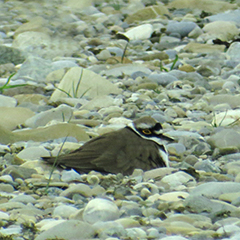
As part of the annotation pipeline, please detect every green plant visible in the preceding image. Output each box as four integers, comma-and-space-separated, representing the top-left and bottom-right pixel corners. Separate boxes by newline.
121, 40, 129, 63
45, 135, 68, 193
61, 111, 73, 123
211, 111, 227, 127
55, 69, 91, 98
0, 73, 27, 94
211, 110, 240, 127
160, 55, 179, 72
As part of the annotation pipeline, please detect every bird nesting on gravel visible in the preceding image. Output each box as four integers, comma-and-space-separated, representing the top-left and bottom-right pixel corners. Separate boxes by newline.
42, 116, 173, 175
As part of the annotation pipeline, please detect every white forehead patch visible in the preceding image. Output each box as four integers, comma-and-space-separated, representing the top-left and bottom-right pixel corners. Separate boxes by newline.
153, 129, 163, 135
135, 122, 154, 129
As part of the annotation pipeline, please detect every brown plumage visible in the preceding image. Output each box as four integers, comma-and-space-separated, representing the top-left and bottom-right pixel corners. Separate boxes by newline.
42, 116, 173, 175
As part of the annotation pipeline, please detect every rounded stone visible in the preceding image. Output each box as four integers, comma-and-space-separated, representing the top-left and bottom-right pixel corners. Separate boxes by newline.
83, 198, 120, 224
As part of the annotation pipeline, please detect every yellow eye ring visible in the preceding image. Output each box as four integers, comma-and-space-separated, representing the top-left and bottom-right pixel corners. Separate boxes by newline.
142, 129, 152, 135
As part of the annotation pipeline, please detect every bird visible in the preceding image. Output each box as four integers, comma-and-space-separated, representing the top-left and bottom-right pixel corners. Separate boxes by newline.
42, 116, 173, 175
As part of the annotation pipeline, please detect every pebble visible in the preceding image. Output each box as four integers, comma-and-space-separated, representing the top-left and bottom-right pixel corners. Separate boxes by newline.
83, 198, 120, 224
0, 0, 240, 239
0, 95, 17, 107
24, 104, 73, 128
52, 204, 78, 219
35, 220, 95, 240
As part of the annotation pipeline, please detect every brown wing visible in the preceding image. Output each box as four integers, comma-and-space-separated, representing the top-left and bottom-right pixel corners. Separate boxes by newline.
120, 132, 166, 174
43, 128, 128, 173
43, 128, 166, 175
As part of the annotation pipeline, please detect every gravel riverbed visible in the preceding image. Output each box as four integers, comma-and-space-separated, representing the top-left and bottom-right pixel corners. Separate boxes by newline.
1, 0, 240, 239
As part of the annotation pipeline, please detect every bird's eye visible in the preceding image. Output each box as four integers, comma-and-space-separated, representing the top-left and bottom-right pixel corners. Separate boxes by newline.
142, 129, 152, 135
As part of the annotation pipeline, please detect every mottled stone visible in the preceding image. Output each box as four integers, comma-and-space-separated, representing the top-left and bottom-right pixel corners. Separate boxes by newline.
0, 45, 25, 65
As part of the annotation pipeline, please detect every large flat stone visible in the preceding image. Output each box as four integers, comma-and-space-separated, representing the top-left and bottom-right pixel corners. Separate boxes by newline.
50, 67, 122, 101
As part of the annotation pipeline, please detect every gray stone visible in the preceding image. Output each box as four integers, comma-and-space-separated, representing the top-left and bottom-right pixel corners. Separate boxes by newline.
102, 65, 151, 78
160, 171, 196, 189
194, 160, 221, 173
206, 9, 240, 26
0, 95, 17, 107
0, 107, 34, 130
166, 130, 204, 140
227, 42, 240, 60
148, 73, 178, 86
94, 221, 126, 239
202, 21, 239, 41
9, 194, 36, 204
160, 236, 189, 240
0, 183, 14, 193
12, 56, 53, 82
126, 227, 147, 239
0, 225, 22, 236
2, 166, 37, 180
12, 123, 89, 144
65, 0, 93, 10
190, 182, 240, 198
52, 205, 78, 219
0, 45, 25, 65
166, 21, 197, 38
0, 211, 9, 220
184, 195, 237, 214
80, 96, 118, 110
205, 94, 240, 108
12, 31, 79, 59
17, 146, 50, 160
125, 5, 169, 24
207, 129, 240, 149
24, 104, 73, 128
168, 0, 236, 14
61, 169, 83, 182
35, 220, 95, 240
83, 198, 120, 224
60, 183, 92, 198
13, 56, 78, 83
50, 67, 121, 101
217, 224, 240, 236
